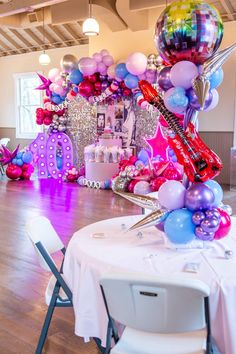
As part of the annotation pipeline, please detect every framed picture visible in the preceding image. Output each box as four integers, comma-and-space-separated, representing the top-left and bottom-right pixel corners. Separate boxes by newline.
97, 113, 105, 133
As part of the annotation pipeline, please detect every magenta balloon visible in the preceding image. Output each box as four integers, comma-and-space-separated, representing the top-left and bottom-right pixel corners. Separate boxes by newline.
78, 81, 94, 97
78, 57, 97, 76
102, 55, 114, 67
205, 89, 219, 111
93, 52, 102, 63
170, 61, 199, 89
126, 52, 147, 76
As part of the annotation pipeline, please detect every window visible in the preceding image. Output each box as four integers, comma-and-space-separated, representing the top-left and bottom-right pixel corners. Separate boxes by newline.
14, 72, 43, 139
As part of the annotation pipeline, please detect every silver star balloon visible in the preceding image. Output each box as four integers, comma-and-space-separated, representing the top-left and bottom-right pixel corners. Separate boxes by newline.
129, 209, 169, 231
115, 191, 160, 210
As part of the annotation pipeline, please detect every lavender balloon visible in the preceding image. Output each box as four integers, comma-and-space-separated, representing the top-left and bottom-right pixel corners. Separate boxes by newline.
187, 88, 213, 111
195, 227, 215, 241
185, 184, 215, 211
201, 217, 220, 233
192, 211, 205, 225
158, 67, 173, 91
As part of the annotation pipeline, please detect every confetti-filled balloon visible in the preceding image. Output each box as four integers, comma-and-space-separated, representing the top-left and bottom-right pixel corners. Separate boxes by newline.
154, 0, 223, 65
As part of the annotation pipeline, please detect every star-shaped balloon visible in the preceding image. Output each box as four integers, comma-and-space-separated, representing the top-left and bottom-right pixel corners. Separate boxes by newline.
35, 73, 52, 98
0, 145, 20, 165
145, 123, 169, 159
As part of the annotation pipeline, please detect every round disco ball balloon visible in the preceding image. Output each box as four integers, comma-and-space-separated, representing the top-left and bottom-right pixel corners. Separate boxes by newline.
154, 0, 223, 65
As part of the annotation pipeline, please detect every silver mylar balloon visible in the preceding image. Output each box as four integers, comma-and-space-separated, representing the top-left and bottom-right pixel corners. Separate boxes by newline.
60, 54, 78, 73
220, 204, 233, 216
112, 176, 130, 192
146, 63, 157, 72
154, 55, 164, 67
147, 54, 156, 64
58, 125, 66, 131
59, 116, 65, 123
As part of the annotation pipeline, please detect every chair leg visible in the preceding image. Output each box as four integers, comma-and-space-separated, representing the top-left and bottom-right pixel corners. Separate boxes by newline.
35, 293, 58, 354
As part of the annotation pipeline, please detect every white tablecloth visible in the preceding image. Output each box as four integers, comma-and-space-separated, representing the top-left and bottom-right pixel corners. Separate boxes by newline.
63, 215, 236, 354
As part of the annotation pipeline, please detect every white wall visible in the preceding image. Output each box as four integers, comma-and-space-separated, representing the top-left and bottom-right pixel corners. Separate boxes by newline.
0, 44, 89, 128
198, 21, 236, 132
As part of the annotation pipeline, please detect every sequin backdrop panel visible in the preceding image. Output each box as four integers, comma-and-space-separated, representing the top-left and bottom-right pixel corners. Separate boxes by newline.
67, 96, 97, 167
134, 105, 160, 151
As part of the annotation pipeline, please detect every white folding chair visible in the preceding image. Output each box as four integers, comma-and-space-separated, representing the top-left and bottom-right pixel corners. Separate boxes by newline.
100, 272, 213, 354
26, 216, 73, 354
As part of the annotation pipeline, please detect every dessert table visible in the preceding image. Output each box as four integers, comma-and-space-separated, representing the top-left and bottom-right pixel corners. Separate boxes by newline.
63, 215, 236, 354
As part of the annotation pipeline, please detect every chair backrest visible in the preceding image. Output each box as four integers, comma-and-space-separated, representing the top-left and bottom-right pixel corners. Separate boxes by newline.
26, 216, 64, 271
0, 138, 10, 147
100, 272, 210, 334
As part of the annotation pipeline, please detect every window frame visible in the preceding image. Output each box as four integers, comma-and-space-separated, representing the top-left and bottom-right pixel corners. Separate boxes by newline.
14, 71, 43, 139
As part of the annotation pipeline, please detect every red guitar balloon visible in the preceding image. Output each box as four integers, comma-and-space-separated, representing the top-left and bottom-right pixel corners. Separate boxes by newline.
139, 80, 222, 182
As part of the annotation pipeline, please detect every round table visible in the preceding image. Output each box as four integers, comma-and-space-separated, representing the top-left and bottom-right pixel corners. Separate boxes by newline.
63, 215, 236, 354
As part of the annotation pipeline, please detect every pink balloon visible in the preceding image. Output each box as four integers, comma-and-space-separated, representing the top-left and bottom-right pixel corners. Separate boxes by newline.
53, 84, 63, 94
100, 49, 109, 56
214, 208, 231, 239
54, 75, 64, 85
133, 181, 151, 195
66, 92, 74, 101
48, 68, 60, 82
97, 62, 107, 74
79, 57, 97, 76
205, 89, 219, 111
49, 83, 55, 91
93, 52, 102, 63
107, 64, 116, 79
102, 55, 114, 67
138, 73, 147, 80
170, 61, 199, 89
126, 52, 147, 76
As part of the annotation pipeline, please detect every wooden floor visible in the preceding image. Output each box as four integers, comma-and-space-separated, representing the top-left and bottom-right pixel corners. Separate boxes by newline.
0, 177, 140, 354
0, 177, 235, 354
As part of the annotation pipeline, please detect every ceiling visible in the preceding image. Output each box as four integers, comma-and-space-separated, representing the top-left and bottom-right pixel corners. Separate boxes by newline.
0, 0, 235, 57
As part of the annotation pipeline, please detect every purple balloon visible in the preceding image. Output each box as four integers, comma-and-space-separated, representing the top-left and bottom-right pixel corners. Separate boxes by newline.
158, 67, 173, 91
187, 88, 212, 111
102, 55, 114, 67
97, 62, 107, 74
205, 208, 220, 220
201, 217, 220, 233
93, 52, 102, 63
79, 57, 97, 76
195, 226, 215, 241
185, 184, 215, 211
101, 81, 109, 90
205, 89, 219, 112
192, 211, 205, 225
155, 221, 165, 232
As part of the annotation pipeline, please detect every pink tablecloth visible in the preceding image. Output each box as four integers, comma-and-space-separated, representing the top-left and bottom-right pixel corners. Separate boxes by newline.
63, 215, 236, 354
